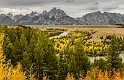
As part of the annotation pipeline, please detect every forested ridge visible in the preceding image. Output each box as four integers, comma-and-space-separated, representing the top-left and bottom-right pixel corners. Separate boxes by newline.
0, 25, 124, 80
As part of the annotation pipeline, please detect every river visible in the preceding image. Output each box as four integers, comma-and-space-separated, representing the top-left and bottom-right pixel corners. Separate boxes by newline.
49, 31, 69, 39
89, 53, 124, 63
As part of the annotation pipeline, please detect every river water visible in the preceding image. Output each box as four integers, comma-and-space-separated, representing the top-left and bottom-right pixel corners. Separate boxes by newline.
49, 31, 69, 39
89, 53, 124, 63
59, 31, 69, 36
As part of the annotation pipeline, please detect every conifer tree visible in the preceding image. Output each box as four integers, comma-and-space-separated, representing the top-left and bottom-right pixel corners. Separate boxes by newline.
106, 34, 122, 77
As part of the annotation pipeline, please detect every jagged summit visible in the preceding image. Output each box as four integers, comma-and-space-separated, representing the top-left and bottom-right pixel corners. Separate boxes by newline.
7, 12, 13, 17
47, 7, 67, 19
29, 11, 38, 17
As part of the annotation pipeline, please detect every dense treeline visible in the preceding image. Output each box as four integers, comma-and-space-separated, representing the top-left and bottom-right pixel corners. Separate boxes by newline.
115, 24, 124, 28
2, 26, 90, 79
0, 33, 26, 79
0, 25, 124, 80
3, 26, 58, 79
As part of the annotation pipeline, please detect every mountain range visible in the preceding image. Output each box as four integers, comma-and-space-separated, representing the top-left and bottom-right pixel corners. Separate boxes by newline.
0, 7, 124, 25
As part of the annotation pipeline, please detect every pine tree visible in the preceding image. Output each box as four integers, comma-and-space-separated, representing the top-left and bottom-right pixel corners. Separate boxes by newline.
106, 34, 122, 77
74, 38, 91, 78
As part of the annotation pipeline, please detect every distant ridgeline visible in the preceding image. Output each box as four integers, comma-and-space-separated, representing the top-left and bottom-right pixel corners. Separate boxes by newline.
0, 7, 124, 25
115, 24, 124, 28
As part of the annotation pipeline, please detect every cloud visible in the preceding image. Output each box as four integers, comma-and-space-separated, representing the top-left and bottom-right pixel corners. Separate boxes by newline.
0, 9, 3, 13
66, 1, 74, 3
92, 2, 99, 5
103, 7, 119, 11
0, 0, 124, 17
0, 0, 66, 7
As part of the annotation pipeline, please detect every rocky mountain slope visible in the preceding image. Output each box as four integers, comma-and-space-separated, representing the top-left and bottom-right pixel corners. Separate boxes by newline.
76, 11, 124, 25
0, 7, 124, 25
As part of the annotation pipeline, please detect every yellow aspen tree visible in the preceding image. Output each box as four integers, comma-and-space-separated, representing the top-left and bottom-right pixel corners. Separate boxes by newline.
12, 63, 26, 80
29, 75, 36, 80
66, 74, 75, 80
0, 34, 13, 80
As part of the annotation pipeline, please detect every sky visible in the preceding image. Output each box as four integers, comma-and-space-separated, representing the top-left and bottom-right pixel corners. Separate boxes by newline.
0, 0, 124, 17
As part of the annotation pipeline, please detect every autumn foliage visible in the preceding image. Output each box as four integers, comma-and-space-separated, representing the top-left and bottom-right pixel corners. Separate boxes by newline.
66, 71, 124, 80
0, 25, 124, 80
0, 33, 26, 80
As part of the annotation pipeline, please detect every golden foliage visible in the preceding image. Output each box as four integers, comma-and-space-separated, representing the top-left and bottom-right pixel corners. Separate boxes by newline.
29, 75, 36, 80
66, 74, 75, 80
43, 76, 49, 80
66, 71, 124, 80
12, 63, 26, 80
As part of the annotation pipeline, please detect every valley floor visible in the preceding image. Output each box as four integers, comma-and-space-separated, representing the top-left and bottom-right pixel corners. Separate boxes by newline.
30, 25, 124, 42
